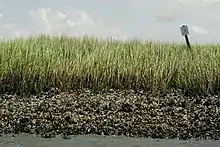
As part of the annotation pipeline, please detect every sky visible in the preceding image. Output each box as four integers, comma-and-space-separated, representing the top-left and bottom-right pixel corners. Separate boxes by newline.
0, 0, 220, 44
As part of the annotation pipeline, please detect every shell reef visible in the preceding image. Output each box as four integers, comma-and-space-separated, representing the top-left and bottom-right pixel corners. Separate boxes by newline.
0, 88, 220, 140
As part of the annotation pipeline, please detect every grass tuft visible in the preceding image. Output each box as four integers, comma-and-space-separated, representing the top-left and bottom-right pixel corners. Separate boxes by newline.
0, 34, 220, 95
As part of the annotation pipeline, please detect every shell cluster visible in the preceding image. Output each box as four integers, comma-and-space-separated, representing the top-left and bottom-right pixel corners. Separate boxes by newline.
0, 89, 220, 140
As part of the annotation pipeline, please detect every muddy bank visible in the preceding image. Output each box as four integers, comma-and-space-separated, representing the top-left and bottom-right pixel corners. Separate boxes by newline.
1, 134, 220, 147
0, 89, 220, 140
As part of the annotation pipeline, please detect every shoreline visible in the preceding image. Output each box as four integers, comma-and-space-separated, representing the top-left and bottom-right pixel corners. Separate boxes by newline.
0, 89, 220, 140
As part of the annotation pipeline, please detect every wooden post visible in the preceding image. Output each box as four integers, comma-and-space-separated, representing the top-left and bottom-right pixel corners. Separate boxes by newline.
184, 34, 191, 49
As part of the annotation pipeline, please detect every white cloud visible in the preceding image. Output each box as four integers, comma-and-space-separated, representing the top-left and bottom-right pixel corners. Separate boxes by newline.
29, 8, 52, 34
65, 19, 75, 28
57, 11, 67, 19
191, 25, 208, 35
27, 7, 122, 39
0, 7, 124, 40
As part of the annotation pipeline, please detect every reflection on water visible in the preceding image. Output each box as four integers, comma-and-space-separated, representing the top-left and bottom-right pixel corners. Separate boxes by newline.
0, 134, 220, 147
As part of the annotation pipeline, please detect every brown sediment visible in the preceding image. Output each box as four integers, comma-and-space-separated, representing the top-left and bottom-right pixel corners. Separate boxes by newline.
0, 88, 220, 140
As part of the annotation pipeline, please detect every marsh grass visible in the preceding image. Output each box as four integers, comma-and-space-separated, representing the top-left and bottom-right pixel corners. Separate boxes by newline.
0, 34, 220, 95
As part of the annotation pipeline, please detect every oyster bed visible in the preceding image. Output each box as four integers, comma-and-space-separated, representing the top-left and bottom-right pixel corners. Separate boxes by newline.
0, 89, 220, 140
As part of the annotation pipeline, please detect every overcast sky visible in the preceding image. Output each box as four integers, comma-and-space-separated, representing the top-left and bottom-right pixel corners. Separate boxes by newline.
0, 0, 220, 44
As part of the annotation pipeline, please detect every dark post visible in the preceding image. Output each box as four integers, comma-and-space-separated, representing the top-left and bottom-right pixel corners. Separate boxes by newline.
184, 35, 191, 49
180, 24, 191, 49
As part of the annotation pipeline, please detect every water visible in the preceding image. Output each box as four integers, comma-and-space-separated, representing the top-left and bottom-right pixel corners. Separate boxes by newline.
0, 134, 220, 147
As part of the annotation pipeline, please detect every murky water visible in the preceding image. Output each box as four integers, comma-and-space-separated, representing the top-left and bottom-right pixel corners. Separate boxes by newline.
0, 134, 220, 147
